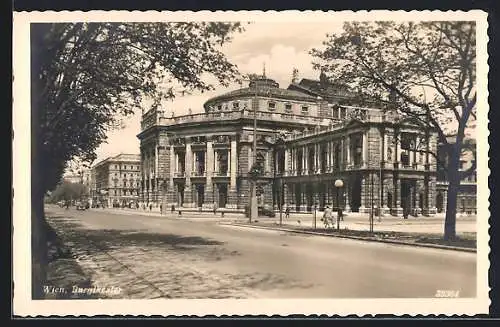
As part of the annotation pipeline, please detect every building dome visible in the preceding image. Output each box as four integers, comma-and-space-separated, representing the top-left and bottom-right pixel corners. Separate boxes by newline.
203, 76, 318, 111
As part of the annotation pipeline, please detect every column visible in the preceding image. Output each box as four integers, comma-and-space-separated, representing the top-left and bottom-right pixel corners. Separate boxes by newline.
204, 140, 214, 208
284, 149, 289, 176
184, 141, 192, 207
383, 133, 388, 168
228, 138, 238, 208
168, 145, 175, 204
443, 189, 448, 214
396, 132, 401, 167
344, 181, 351, 212
314, 144, 319, 173
154, 143, 159, 204
248, 147, 252, 170
428, 176, 436, 215
415, 182, 420, 216
303, 146, 308, 175
395, 178, 402, 215
346, 135, 351, 167
362, 132, 367, 167
300, 183, 307, 212
359, 175, 368, 213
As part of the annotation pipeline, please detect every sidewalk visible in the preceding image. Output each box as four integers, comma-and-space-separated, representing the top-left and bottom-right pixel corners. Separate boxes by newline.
90, 207, 476, 235
257, 216, 476, 235
224, 222, 476, 253
89, 207, 245, 220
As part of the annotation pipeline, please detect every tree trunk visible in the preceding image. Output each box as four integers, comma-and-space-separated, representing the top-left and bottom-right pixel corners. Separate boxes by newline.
31, 24, 47, 299
444, 154, 461, 241
31, 187, 47, 299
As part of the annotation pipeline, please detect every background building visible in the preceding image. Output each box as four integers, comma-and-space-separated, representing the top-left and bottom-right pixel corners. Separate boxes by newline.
91, 153, 141, 208
436, 138, 477, 215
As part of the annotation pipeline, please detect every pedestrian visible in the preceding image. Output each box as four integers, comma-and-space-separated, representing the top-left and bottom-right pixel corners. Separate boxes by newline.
136, 202, 139, 210
171, 204, 175, 213
213, 201, 218, 215
337, 207, 344, 222
285, 204, 290, 219
323, 206, 333, 228
403, 203, 409, 219
160, 203, 163, 215
149, 203, 153, 211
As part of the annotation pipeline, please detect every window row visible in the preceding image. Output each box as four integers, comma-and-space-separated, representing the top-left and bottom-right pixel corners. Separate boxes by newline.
114, 165, 140, 170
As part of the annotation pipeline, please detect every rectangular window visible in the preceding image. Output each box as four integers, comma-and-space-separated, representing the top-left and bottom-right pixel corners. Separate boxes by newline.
268, 102, 276, 110
301, 106, 309, 113
285, 103, 292, 112
233, 102, 239, 109
217, 105, 222, 111
332, 107, 339, 118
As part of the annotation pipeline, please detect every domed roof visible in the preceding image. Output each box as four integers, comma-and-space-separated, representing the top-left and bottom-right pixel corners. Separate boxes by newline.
203, 76, 318, 110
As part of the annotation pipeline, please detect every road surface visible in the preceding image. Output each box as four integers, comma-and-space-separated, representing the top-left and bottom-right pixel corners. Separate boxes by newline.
45, 206, 476, 299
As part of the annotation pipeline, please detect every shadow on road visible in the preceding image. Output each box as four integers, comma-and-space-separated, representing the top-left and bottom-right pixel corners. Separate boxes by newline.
47, 214, 224, 253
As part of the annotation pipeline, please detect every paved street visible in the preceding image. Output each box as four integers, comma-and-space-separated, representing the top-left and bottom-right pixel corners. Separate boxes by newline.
45, 205, 476, 299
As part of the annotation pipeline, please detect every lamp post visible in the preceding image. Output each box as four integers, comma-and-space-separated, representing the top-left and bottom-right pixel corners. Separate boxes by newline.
334, 179, 344, 231
249, 81, 259, 223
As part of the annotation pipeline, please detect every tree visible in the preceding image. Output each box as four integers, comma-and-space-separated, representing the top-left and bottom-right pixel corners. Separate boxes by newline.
30, 22, 244, 298
312, 22, 476, 240
48, 181, 89, 203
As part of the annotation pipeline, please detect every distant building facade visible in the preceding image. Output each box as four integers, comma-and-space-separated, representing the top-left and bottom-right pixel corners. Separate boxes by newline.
137, 74, 442, 216
91, 153, 141, 207
436, 139, 477, 215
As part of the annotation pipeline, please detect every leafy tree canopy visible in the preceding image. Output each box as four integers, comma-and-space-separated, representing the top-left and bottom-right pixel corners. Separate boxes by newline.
32, 22, 244, 192
311, 21, 476, 154
47, 181, 88, 203
311, 21, 477, 240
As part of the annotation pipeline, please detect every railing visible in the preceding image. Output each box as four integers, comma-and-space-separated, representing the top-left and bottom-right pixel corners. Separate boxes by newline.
285, 107, 386, 141
174, 172, 185, 177
191, 171, 206, 177
142, 109, 334, 131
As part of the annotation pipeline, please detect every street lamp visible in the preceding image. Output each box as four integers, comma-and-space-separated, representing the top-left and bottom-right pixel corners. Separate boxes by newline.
334, 179, 344, 231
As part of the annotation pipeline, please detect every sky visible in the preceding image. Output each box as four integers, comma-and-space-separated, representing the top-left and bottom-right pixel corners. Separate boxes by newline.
93, 22, 344, 164
90, 20, 476, 167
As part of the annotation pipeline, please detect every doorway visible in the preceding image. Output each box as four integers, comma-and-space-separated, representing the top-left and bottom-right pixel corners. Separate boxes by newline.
217, 184, 227, 208
196, 184, 205, 208
350, 176, 362, 212
401, 179, 416, 216
177, 184, 184, 207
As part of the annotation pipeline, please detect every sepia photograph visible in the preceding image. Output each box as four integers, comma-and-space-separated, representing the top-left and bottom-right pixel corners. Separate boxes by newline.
12, 10, 490, 316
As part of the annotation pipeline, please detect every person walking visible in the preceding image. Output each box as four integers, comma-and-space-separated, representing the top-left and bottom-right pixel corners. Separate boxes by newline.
323, 206, 333, 228
337, 207, 344, 222
285, 204, 290, 219
213, 201, 218, 215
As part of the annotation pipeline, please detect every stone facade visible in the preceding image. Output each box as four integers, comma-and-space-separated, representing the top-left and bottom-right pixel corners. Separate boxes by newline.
91, 153, 141, 207
137, 75, 441, 216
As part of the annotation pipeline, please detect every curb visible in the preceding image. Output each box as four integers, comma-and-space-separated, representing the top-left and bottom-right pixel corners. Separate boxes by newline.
227, 223, 476, 253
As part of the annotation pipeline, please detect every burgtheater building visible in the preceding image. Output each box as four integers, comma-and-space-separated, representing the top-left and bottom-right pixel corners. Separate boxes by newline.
138, 74, 439, 216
